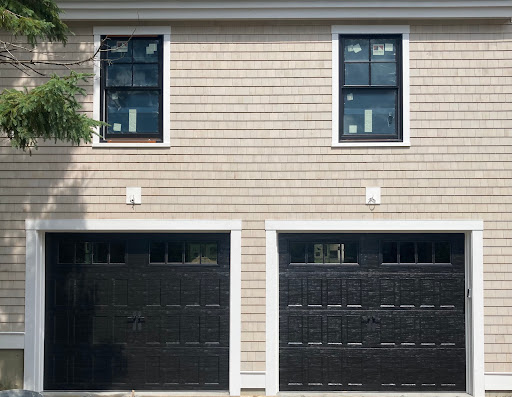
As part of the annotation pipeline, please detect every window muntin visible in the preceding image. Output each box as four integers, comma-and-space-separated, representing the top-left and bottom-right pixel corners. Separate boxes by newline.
100, 36, 163, 142
339, 35, 402, 141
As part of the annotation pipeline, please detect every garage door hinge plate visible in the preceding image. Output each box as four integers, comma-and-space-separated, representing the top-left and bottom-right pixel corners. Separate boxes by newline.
467, 288, 471, 298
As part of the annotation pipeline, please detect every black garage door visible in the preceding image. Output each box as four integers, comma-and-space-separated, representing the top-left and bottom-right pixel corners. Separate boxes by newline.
279, 233, 466, 392
45, 233, 230, 390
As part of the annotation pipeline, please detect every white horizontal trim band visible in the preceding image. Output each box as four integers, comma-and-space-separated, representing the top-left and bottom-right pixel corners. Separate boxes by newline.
26, 219, 243, 232
58, 1, 512, 20
240, 371, 266, 389
485, 373, 512, 390
0, 332, 25, 349
265, 220, 484, 232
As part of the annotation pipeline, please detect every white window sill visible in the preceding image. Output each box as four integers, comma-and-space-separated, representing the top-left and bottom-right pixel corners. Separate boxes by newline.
332, 141, 411, 148
92, 142, 171, 148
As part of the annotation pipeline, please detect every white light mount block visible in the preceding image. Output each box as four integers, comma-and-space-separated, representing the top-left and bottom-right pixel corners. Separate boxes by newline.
126, 187, 142, 205
366, 187, 381, 205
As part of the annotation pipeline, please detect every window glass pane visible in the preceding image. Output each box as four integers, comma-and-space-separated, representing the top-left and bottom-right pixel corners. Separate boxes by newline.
110, 243, 125, 263
150, 242, 165, 263
59, 242, 74, 263
76, 242, 92, 264
168, 242, 183, 263
370, 38, 397, 61
307, 243, 324, 264
133, 64, 159, 87
400, 242, 415, 263
106, 64, 132, 87
382, 242, 397, 263
371, 63, 397, 85
342, 242, 358, 264
435, 242, 451, 263
202, 243, 218, 264
93, 242, 109, 263
344, 38, 369, 62
417, 242, 433, 263
342, 89, 397, 136
105, 38, 132, 63
345, 63, 369, 85
133, 39, 160, 63
325, 243, 341, 263
185, 243, 201, 264
106, 90, 160, 134
290, 242, 306, 263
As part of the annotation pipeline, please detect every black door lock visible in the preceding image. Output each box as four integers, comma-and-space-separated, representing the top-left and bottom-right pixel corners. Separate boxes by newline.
362, 315, 380, 331
127, 312, 145, 331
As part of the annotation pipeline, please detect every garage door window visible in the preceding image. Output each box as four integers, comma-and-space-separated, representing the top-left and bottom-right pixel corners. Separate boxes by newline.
382, 240, 451, 265
290, 241, 358, 265
150, 241, 218, 265
58, 241, 126, 264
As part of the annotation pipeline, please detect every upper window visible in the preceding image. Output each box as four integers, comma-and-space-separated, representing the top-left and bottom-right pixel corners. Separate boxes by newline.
101, 36, 163, 142
331, 26, 410, 147
93, 27, 171, 147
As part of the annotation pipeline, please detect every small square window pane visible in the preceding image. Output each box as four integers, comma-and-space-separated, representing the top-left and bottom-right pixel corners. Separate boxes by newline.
371, 63, 397, 86
133, 39, 160, 63
382, 242, 397, 263
105, 39, 132, 63
400, 242, 415, 263
345, 63, 369, 85
106, 90, 160, 135
290, 242, 306, 263
186, 243, 201, 264
106, 64, 132, 87
133, 64, 159, 87
202, 243, 218, 264
110, 243, 125, 263
342, 89, 397, 136
150, 242, 166, 263
344, 39, 369, 62
370, 39, 397, 61
325, 244, 341, 263
307, 243, 324, 264
59, 242, 74, 263
168, 242, 183, 263
417, 242, 433, 263
435, 242, 451, 263
93, 242, 109, 264
342, 242, 358, 264
76, 242, 92, 264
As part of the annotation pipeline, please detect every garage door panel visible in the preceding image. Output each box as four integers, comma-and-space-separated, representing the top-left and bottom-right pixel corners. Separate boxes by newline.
279, 233, 466, 392
45, 233, 230, 391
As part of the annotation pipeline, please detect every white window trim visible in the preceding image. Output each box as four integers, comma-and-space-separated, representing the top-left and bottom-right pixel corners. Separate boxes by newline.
92, 26, 171, 148
24, 219, 242, 396
331, 25, 410, 148
265, 220, 484, 397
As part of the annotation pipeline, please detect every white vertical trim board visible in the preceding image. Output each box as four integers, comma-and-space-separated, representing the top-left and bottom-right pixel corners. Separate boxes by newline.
24, 219, 242, 395
92, 26, 171, 148
264, 220, 484, 397
331, 25, 411, 148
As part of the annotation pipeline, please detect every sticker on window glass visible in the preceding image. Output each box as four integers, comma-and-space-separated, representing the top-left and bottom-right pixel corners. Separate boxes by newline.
364, 109, 373, 133
112, 93, 118, 100
129, 109, 137, 132
349, 125, 358, 134
112, 41, 128, 53
352, 43, 362, 53
385, 43, 394, 52
372, 44, 385, 56
347, 93, 354, 101
113, 123, 122, 132
146, 43, 157, 55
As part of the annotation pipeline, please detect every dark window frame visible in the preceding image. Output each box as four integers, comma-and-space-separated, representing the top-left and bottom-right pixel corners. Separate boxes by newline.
339, 34, 403, 142
100, 35, 164, 143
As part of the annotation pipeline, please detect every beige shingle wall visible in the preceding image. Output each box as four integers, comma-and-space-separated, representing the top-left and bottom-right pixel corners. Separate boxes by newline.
0, 20, 511, 372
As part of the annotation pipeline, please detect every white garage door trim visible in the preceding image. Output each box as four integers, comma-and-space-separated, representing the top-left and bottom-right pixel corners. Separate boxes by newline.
265, 220, 484, 397
24, 219, 242, 396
